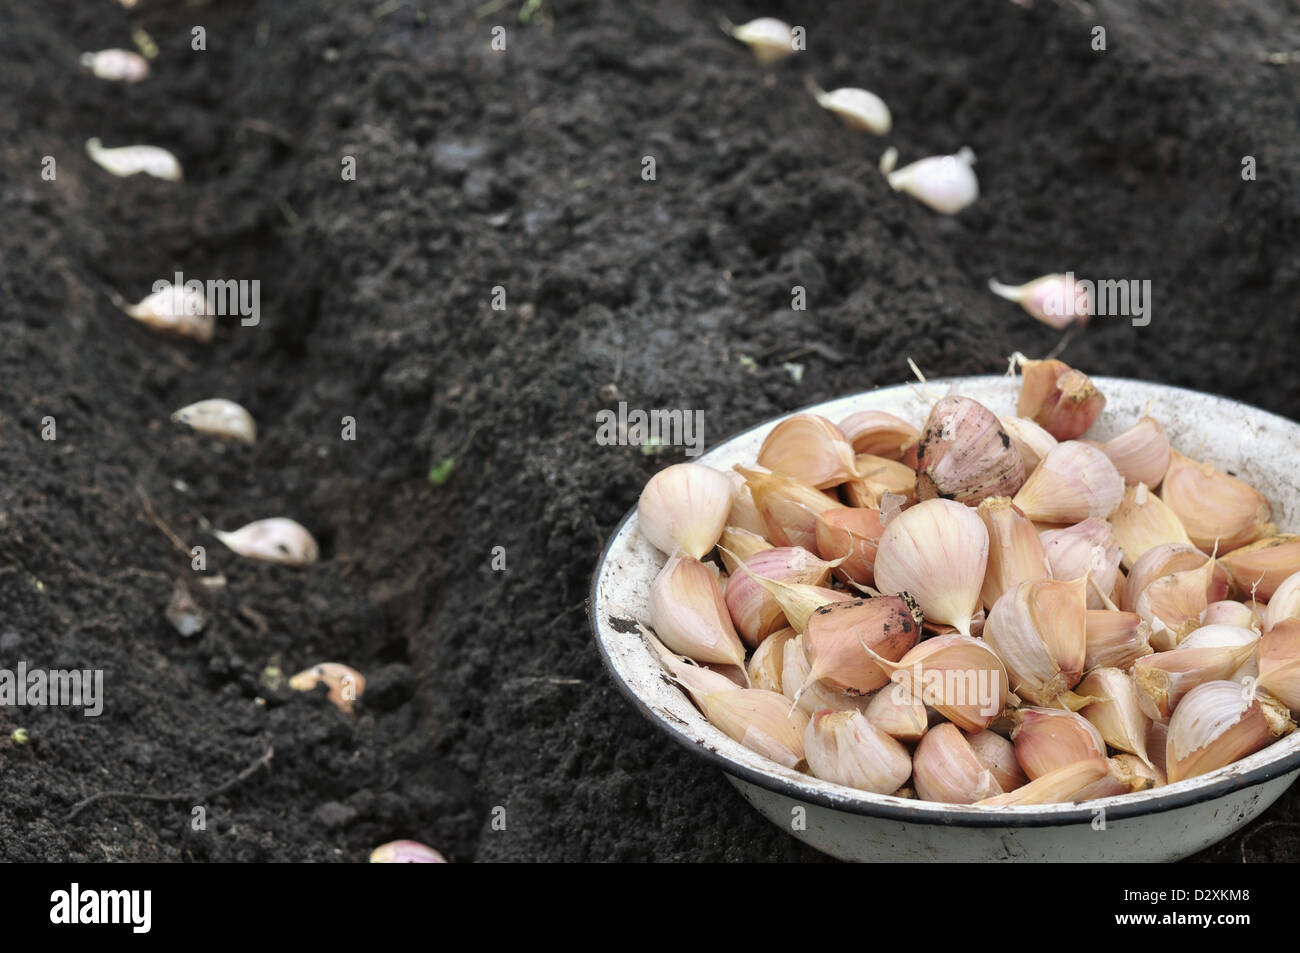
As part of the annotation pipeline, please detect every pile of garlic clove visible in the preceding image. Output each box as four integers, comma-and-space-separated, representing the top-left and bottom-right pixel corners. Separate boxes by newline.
636, 359, 1300, 805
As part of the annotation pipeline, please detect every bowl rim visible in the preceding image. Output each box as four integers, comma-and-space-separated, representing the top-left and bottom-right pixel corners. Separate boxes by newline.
589, 374, 1300, 828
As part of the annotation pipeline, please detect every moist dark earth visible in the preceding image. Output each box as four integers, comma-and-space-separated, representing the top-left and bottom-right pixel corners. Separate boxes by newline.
0, 0, 1297, 862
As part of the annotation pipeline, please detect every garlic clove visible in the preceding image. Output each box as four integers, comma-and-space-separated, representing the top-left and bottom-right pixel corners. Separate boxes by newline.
86, 137, 182, 181
1012, 441, 1125, 523
988, 274, 1090, 331
80, 49, 150, 83
720, 547, 851, 633
1160, 450, 1273, 555
1258, 619, 1300, 711
738, 466, 844, 552
1133, 624, 1260, 721
999, 416, 1058, 476
1076, 757, 1154, 799
1084, 609, 1154, 672
1202, 600, 1260, 630
808, 81, 892, 134
804, 709, 912, 793
699, 689, 810, 768
727, 17, 798, 66
746, 627, 796, 693
1146, 720, 1169, 777
800, 596, 923, 695
214, 517, 319, 566
1114, 753, 1166, 788
289, 662, 365, 713
874, 498, 989, 636
872, 633, 1008, 732
813, 506, 883, 587
717, 526, 773, 574
649, 555, 746, 666
984, 577, 1088, 708
1124, 542, 1217, 613
637, 463, 734, 560
369, 840, 447, 863
885, 147, 979, 215
1040, 518, 1122, 610
757, 414, 859, 490
915, 396, 1026, 506
121, 283, 214, 342
1108, 482, 1191, 570
965, 729, 1028, 792
1165, 680, 1294, 783
724, 470, 771, 537
841, 454, 917, 508
1010, 707, 1107, 780
782, 635, 870, 716
643, 626, 746, 704
1015, 358, 1106, 442
977, 496, 1049, 612
1134, 553, 1218, 647
171, 398, 257, 444
1078, 668, 1153, 765
1263, 570, 1300, 632
723, 546, 832, 647
1102, 415, 1172, 488
864, 683, 929, 742
975, 758, 1110, 806
836, 410, 920, 463
1219, 535, 1300, 602
913, 723, 1003, 804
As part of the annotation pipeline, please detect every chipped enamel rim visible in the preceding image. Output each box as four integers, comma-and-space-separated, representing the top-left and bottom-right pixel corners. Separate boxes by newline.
590, 376, 1300, 828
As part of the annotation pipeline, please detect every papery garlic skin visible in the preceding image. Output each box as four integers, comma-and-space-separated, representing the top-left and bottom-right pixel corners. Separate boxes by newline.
122, 283, 214, 342
370, 840, 447, 863
1000, 416, 1058, 476
1166, 680, 1294, 783
171, 399, 257, 444
86, 137, 182, 181
804, 710, 911, 793
874, 498, 989, 636
988, 275, 1090, 330
724, 546, 830, 647
724, 471, 771, 537
644, 627, 745, 705
215, 517, 319, 566
810, 84, 892, 134
81, 49, 150, 82
637, 463, 733, 560
739, 466, 843, 552
842, 453, 917, 507
1102, 416, 1171, 488
728, 17, 798, 66
1108, 482, 1190, 570
885, 147, 979, 215
649, 555, 746, 666
913, 723, 1002, 804
1160, 450, 1272, 554
700, 689, 810, 768
1219, 535, 1300, 602
717, 526, 772, 573
915, 396, 1026, 505
289, 662, 365, 713
1012, 441, 1124, 524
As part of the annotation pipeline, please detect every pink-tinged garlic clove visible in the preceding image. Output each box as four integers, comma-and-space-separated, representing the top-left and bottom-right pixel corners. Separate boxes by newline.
1083, 609, 1154, 672
842, 454, 917, 508
649, 555, 747, 666
1102, 415, 1172, 488
1010, 707, 1107, 780
983, 577, 1088, 708
978, 497, 1049, 612
724, 470, 771, 537
121, 282, 213, 341
370, 840, 447, 863
171, 399, 257, 444
1039, 517, 1123, 609
1108, 482, 1191, 570
214, 517, 318, 566
637, 463, 734, 559
864, 684, 929, 743
1012, 441, 1125, 524
871, 634, 1009, 732
289, 663, 365, 713
80, 49, 150, 83
1015, 359, 1106, 441
884, 147, 979, 215
804, 709, 911, 793
965, 729, 1028, 792
1132, 624, 1260, 721
1258, 619, 1300, 711
808, 82, 892, 135
723, 546, 832, 647
988, 274, 1091, 330
813, 506, 884, 587
1000, 416, 1058, 476
698, 689, 810, 768
836, 410, 920, 463
800, 596, 923, 696
1159, 450, 1273, 555
914, 396, 1026, 505
1264, 571, 1300, 632
726, 17, 798, 66
757, 414, 859, 490
716, 526, 773, 574
1165, 680, 1293, 783
780, 635, 870, 717
746, 627, 796, 693
738, 466, 844, 552
913, 723, 1003, 803
1078, 668, 1154, 766
1219, 535, 1300, 602
975, 759, 1110, 806
1201, 600, 1259, 630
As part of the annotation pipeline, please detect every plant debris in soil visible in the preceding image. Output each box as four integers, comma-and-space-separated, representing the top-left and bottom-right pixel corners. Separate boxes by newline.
0, 0, 1297, 861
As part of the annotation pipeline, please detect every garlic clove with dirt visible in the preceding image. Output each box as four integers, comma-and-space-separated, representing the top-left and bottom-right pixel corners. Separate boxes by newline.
804, 709, 912, 793
1133, 624, 1260, 721
86, 137, 182, 181
1165, 680, 1294, 783
1039, 517, 1122, 609
80, 49, 150, 82
913, 723, 1003, 804
649, 555, 746, 666
1012, 441, 1125, 523
1015, 358, 1106, 441
808, 81, 892, 134
874, 498, 989, 636
988, 274, 1091, 331
1219, 535, 1300, 602
884, 147, 979, 215
983, 577, 1088, 708
836, 410, 920, 463
171, 399, 257, 444
799, 595, 923, 696
1102, 415, 1172, 488
1078, 667, 1153, 765
999, 416, 1058, 476
1159, 450, 1273, 555
757, 414, 859, 490
914, 396, 1026, 505
637, 463, 734, 560
977, 496, 1048, 612
1010, 706, 1108, 780
289, 662, 365, 713
1108, 482, 1191, 570
737, 466, 844, 552
966, 729, 1028, 792
214, 517, 319, 566
120, 283, 214, 342
726, 17, 798, 66
699, 689, 810, 768
369, 840, 447, 863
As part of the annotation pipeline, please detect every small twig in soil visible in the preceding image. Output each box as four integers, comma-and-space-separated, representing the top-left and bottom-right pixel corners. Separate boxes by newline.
65, 744, 274, 822
136, 486, 192, 558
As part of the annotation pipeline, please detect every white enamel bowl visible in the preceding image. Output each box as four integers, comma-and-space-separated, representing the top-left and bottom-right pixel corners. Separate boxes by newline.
590, 376, 1300, 862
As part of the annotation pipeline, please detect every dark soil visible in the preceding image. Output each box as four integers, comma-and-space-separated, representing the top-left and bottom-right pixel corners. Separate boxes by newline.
0, 0, 1297, 861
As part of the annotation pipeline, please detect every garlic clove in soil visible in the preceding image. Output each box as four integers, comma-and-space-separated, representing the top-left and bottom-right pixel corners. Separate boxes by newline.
214, 517, 319, 566
171, 398, 257, 444
1165, 680, 1294, 783
1012, 441, 1124, 523
1132, 624, 1260, 721
914, 396, 1026, 505
884, 147, 979, 215
1010, 707, 1107, 780
649, 555, 746, 666
370, 840, 447, 863
975, 758, 1111, 806
966, 728, 1028, 792
120, 283, 215, 342
86, 137, 182, 181
726, 17, 799, 66
1219, 535, 1300, 602
1159, 450, 1273, 554
977, 496, 1048, 612
807, 81, 892, 134
1084, 609, 1154, 672
874, 498, 989, 636
836, 410, 920, 463
757, 414, 859, 489
1102, 415, 1172, 488
799, 595, 923, 696
637, 462, 733, 560
289, 662, 365, 713
746, 626, 796, 693
1108, 482, 1190, 570
804, 709, 911, 793
80, 49, 150, 83
913, 723, 1003, 804
1077, 667, 1154, 766
1015, 358, 1106, 441
1039, 517, 1122, 609
699, 689, 810, 768
988, 274, 1091, 330
983, 577, 1088, 708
